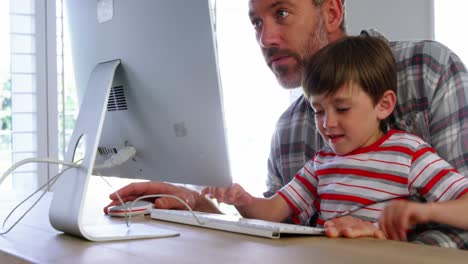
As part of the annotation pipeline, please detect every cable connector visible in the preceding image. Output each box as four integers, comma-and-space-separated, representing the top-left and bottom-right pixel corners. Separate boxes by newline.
93, 146, 137, 170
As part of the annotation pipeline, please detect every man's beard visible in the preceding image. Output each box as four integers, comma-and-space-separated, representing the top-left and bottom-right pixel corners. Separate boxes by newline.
270, 15, 329, 89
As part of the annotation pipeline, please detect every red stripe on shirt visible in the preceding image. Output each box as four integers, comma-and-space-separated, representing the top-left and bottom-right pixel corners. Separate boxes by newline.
296, 174, 318, 198
347, 156, 410, 168
420, 169, 455, 196
409, 158, 442, 189
289, 185, 311, 220
375, 145, 414, 156
456, 188, 468, 199
412, 146, 435, 163
436, 176, 466, 202
316, 168, 407, 184
388, 134, 423, 145
320, 193, 375, 205
303, 166, 318, 182
318, 182, 402, 196
295, 175, 320, 210
289, 185, 310, 208
317, 218, 325, 226
277, 192, 301, 224
316, 150, 336, 158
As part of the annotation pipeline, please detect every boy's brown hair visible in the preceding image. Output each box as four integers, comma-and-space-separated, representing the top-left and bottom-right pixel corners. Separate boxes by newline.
302, 35, 397, 106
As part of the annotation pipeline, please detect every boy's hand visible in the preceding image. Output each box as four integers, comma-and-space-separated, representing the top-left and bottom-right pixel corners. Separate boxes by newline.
201, 183, 254, 206
324, 216, 386, 239
379, 200, 431, 241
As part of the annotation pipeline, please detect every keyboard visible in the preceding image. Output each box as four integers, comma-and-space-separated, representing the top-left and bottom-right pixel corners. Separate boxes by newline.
150, 209, 325, 239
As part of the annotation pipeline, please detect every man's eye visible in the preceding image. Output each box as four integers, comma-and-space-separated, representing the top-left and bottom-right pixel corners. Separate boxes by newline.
337, 108, 350, 113
276, 9, 289, 19
251, 19, 263, 30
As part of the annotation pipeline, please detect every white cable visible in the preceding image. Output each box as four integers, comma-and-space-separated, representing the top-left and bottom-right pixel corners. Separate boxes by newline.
0, 160, 81, 235
93, 146, 136, 170
93, 146, 138, 227
0, 158, 77, 187
98, 172, 205, 228
127, 194, 205, 228
97, 173, 130, 226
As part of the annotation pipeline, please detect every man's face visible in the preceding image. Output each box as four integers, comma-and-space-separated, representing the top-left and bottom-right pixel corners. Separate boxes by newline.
248, 0, 329, 88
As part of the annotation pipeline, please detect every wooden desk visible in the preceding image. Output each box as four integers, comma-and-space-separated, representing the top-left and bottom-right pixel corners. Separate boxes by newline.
1, 191, 468, 264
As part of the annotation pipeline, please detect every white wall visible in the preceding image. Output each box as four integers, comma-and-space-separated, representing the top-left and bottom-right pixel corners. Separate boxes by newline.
345, 0, 434, 41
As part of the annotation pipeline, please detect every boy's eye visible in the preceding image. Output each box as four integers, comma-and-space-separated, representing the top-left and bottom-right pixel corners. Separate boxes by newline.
337, 108, 350, 113
313, 110, 324, 116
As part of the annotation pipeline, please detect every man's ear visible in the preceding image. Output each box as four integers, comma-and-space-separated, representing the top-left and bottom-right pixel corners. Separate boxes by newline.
376, 90, 397, 120
321, 0, 344, 34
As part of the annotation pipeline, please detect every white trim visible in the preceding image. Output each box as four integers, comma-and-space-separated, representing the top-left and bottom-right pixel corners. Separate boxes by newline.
428, 0, 435, 40
35, 0, 47, 188
35, 0, 59, 189
46, 0, 58, 188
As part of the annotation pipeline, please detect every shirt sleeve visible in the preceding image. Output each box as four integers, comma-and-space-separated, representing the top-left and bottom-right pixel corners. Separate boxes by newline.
278, 159, 320, 224
264, 130, 284, 198
422, 41, 468, 176
264, 96, 323, 199
409, 141, 468, 202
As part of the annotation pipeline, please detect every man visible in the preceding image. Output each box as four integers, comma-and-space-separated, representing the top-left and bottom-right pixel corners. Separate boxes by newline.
105, 0, 468, 248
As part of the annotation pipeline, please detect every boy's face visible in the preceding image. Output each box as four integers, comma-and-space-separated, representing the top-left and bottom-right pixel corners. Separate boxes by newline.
309, 84, 385, 155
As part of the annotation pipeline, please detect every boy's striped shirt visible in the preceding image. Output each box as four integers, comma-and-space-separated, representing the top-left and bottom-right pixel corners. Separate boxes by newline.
278, 130, 468, 226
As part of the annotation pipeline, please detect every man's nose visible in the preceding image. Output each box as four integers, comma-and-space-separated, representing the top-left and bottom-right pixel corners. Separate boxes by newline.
258, 22, 280, 48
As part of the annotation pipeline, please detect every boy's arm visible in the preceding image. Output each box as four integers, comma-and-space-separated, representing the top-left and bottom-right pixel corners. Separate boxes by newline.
235, 194, 293, 222
425, 192, 468, 229
379, 193, 468, 241
202, 183, 292, 222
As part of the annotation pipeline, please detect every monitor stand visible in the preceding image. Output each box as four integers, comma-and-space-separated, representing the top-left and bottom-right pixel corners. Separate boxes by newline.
48, 60, 179, 241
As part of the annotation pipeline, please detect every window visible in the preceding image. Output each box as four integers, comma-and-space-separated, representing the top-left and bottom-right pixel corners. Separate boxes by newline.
57, 0, 78, 163
1, 0, 58, 192
0, 1, 12, 190
215, 2, 293, 196
2, 0, 38, 191
434, 0, 468, 63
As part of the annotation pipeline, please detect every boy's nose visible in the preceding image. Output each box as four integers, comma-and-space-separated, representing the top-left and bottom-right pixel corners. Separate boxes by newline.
323, 114, 337, 129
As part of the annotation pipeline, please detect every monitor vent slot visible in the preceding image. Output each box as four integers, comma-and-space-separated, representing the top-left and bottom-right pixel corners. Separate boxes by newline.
98, 146, 118, 156
107, 85, 128, 111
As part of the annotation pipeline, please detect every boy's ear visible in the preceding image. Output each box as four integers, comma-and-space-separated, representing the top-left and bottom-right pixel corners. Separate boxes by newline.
376, 90, 396, 120
321, 0, 344, 34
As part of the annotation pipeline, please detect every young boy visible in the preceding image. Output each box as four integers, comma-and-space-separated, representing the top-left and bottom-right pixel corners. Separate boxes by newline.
202, 36, 468, 243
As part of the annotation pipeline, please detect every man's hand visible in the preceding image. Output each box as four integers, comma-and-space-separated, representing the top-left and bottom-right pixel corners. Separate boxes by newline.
201, 183, 254, 206
324, 215, 386, 239
103, 182, 220, 214
379, 200, 430, 241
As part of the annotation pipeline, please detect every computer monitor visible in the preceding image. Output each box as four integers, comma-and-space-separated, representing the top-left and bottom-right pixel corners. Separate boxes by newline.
49, 0, 232, 241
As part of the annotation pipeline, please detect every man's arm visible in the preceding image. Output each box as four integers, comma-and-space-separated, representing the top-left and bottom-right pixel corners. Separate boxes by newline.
104, 182, 221, 214
379, 136, 468, 241
427, 41, 468, 175
379, 193, 468, 241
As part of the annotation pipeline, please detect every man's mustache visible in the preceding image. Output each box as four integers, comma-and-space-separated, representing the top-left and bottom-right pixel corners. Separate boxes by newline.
265, 47, 302, 65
